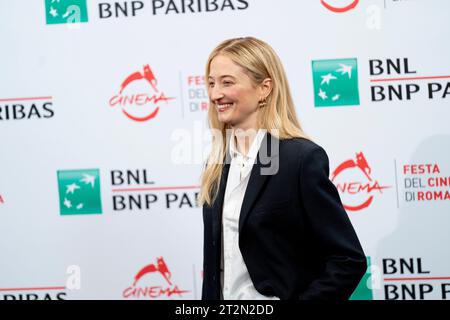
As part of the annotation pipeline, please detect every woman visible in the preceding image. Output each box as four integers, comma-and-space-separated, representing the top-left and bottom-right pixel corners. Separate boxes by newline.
198, 37, 366, 300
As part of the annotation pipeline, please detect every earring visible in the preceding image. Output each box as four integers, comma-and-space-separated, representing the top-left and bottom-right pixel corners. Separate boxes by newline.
258, 97, 267, 108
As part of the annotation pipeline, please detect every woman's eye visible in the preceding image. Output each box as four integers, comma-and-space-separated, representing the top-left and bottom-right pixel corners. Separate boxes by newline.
223, 81, 233, 86
208, 82, 215, 87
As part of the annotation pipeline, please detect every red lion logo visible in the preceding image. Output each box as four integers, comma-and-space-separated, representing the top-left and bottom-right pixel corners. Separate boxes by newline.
109, 64, 174, 122
331, 152, 390, 211
332, 152, 372, 182
120, 64, 158, 94
133, 256, 172, 286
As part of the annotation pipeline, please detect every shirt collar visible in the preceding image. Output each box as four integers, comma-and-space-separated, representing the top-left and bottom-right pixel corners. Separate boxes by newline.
229, 129, 266, 161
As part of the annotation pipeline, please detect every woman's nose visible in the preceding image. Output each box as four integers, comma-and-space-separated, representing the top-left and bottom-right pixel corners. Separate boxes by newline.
209, 86, 224, 102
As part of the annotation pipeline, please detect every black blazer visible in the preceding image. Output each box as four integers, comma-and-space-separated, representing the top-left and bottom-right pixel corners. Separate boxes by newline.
202, 133, 367, 300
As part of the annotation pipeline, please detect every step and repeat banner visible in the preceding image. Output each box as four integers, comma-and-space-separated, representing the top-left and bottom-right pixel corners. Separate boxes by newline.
1, 0, 449, 300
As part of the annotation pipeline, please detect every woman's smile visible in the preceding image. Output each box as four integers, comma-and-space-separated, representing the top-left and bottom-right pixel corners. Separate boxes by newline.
217, 102, 234, 113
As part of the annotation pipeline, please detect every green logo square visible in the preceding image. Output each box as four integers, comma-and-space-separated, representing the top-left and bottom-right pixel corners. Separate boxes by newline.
57, 169, 102, 215
350, 257, 373, 300
312, 58, 360, 107
45, 0, 88, 25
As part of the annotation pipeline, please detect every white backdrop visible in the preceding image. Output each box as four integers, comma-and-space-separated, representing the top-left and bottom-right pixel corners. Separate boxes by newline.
1, 0, 449, 300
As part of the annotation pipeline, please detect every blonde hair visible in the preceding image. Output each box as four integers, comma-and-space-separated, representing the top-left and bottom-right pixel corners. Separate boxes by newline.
198, 36, 310, 206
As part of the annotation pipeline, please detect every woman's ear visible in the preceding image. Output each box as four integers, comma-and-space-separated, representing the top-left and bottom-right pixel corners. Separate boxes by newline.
260, 78, 273, 99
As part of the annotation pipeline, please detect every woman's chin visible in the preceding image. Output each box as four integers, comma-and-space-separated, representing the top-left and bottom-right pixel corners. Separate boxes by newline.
217, 114, 233, 124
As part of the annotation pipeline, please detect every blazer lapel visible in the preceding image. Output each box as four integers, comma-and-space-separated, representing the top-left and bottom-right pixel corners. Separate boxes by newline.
238, 133, 279, 233
212, 163, 230, 239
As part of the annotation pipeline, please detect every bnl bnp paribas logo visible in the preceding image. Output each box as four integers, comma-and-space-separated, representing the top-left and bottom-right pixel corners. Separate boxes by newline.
45, 0, 88, 25
57, 169, 102, 215
312, 58, 360, 107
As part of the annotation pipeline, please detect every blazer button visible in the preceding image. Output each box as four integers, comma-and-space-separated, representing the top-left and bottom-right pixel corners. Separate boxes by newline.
212, 240, 216, 246
212, 275, 216, 281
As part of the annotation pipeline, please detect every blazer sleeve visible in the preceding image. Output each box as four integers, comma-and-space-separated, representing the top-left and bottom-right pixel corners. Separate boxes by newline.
298, 145, 367, 300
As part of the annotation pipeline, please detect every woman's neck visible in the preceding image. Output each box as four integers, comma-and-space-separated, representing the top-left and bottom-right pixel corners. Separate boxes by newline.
232, 126, 259, 157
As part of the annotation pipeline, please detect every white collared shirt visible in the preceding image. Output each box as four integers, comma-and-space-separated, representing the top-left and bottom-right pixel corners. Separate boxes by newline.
220, 129, 279, 300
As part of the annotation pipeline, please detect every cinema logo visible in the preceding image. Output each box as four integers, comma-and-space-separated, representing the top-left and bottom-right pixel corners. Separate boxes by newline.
320, 0, 359, 13
383, 257, 450, 300
0, 286, 67, 300
0, 96, 55, 121
331, 152, 391, 211
123, 257, 189, 299
402, 163, 450, 202
110, 169, 199, 212
109, 64, 174, 122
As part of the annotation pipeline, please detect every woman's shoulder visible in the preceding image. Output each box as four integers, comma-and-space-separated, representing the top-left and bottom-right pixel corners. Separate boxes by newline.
279, 137, 330, 174
279, 136, 326, 157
